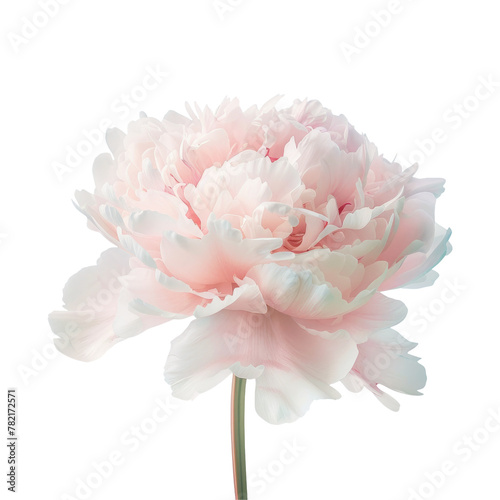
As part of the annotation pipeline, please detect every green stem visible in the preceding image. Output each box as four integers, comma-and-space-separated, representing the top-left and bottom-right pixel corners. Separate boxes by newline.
231, 375, 248, 500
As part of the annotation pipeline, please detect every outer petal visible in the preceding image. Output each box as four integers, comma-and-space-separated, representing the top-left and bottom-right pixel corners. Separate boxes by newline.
378, 192, 438, 265
404, 176, 445, 198
294, 292, 408, 343
247, 257, 389, 320
165, 309, 358, 424
380, 225, 452, 290
112, 263, 268, 337
112, 264, 213, 339
247, 263, 350, 319
48, 249, 130, 361
342, 329, 426, 411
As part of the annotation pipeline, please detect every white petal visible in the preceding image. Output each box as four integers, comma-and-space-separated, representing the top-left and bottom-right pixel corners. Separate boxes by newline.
117, 227, 156, 268
48, 249, 130, 361
381, 226, 452, 290
343, 329, 426, 410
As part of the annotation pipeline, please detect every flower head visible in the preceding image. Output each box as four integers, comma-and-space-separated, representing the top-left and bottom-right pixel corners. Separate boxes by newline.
49, 98, 451, 424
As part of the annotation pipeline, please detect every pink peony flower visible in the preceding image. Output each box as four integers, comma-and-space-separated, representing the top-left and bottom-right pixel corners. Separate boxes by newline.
49, 97, 451, 424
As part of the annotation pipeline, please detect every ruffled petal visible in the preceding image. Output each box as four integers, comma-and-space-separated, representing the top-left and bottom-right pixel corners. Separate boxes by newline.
294, 292, 408, 343
380, 225, 452, 290
165, 309, 358, 423
342, 329, 426, 411
48, 249, 130, 361
160, 214, 291, 288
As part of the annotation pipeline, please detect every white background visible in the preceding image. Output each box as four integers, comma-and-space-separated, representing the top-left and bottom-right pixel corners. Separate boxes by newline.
1, 1, 499, 499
